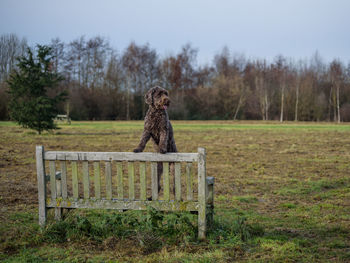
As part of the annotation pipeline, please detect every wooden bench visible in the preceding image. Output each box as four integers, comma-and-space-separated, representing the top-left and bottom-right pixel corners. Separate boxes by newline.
54, 114, 71, 124
36, 146, 214, 240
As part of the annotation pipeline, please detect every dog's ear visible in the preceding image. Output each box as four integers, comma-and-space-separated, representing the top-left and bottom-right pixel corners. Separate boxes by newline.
145, 87, 157, 105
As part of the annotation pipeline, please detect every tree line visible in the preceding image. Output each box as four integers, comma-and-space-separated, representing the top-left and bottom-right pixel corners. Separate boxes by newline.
1, 33, 350, 122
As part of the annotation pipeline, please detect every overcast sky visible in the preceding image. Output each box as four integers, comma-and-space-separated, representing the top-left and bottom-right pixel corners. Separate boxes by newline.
1, 0, 349, 65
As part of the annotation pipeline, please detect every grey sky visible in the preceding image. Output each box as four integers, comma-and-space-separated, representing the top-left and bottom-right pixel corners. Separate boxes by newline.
1, 0, 349, 65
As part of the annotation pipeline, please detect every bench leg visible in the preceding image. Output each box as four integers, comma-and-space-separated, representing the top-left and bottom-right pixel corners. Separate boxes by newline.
36, 146, 47, 227
198, 208, 206, 240
198, 148, 207, 240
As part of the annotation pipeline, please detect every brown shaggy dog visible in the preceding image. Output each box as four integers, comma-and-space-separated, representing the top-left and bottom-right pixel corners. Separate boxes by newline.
133, 86, 177, 193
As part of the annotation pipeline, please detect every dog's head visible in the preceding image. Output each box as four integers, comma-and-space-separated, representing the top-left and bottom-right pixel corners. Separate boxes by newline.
145, 86, 170, 110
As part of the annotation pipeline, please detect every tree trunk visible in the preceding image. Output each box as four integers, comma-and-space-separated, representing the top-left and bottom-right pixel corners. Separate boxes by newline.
126, 78, 130, 120
336, 83, 340, 123
233, 96, 243, 120
265, 91, 269, 121
280, 82, 285, 122
333, 87, 337, 122
328, 86, 333, 121
295, 79, 299, 121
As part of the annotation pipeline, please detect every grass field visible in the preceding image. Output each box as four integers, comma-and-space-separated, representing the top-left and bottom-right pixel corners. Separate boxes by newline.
1, 120, 350, 262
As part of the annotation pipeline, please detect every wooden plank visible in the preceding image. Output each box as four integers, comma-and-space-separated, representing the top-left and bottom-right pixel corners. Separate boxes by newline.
45, 151, 198, 162
186, 163, 193, 201
151, 162, 158, 200
197, 147, 207, 240
82, 161, 89, 199
163, 162, 170, 201
36, 146, 47, 226
71, 161, 78, 199
128, 162, 135, 200
60, 161, 68, 199
139, 162, 146, 201
49, 161, 57, 199
93, 162, 101, 199
117, 162, 123, 199
175, 163, 181, 201
55, 174, 62, 221
105, 161, 112, 200
47, 198, 199, 212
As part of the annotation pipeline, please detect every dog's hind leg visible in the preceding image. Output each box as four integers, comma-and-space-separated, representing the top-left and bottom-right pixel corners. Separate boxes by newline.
157, 162, 163, 193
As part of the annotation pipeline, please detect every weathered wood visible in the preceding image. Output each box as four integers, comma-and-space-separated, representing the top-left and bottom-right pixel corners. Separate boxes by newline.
36, 146, 47, 226
93, 162, 101, 199
128, 162, 135, 200
163, 162, 170, 201
60, 161, 68, 199
139, 162, 146, 201
151, 162, 158, 200
49, 161, 57, 199
37, 145, 213, 240
117, 162, 123, 199
198, 147, 207, 240
105, 161, 112, 200
175, 163, 181, 201
47, 198, 199, 212
71, 161, 78, 199
45, 151, 198, 162
56, 178, 62, 199
55, 173, 62, 221
186, 163, 193, 201
82, 161, 89, 199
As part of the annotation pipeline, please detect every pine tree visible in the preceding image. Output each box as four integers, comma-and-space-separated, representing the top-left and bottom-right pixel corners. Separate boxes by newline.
7, 45, 67, 134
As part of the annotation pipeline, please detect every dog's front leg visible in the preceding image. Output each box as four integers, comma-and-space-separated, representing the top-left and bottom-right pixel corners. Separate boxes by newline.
133, 130, 151, 153
159, 129, 168, 154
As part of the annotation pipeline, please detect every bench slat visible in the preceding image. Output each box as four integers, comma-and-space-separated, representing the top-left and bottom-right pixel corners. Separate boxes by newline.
175, 163, 181, 201
94, 162, 101, 199
117, 162, 123, 199
186, 163, 193, 201
128, 162, 135, 200
49, 161, 57, 199
139, 162, 146, 201
163, 162, 170, 201
55, 162, 62, 221
151, 162, 158, 200
72, 161, 78, 199
60, 161, 68, 199
47, 198, 199, 212
44, 151, 198, 162
83, 161, 89, 199
105, 161, 112, 200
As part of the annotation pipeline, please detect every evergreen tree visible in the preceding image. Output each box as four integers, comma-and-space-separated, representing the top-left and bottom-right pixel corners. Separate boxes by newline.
7, 45, 67, 134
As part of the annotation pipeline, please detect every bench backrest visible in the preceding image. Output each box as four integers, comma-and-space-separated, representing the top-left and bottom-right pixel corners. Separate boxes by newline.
36, 146, 209, 239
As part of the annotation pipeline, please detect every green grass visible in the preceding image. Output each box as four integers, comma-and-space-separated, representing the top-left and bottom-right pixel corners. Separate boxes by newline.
2, 209, 263, 262
2, 120, 350, 131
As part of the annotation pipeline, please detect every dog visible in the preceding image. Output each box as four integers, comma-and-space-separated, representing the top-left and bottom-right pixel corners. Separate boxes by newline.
133, 86, 177, 195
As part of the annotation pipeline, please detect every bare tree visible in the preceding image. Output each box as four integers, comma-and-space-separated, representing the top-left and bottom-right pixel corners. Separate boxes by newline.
274, 55, 287, 122
329, 60, 343, 123
50, 38, 65, 73
0, 33, 27, 82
